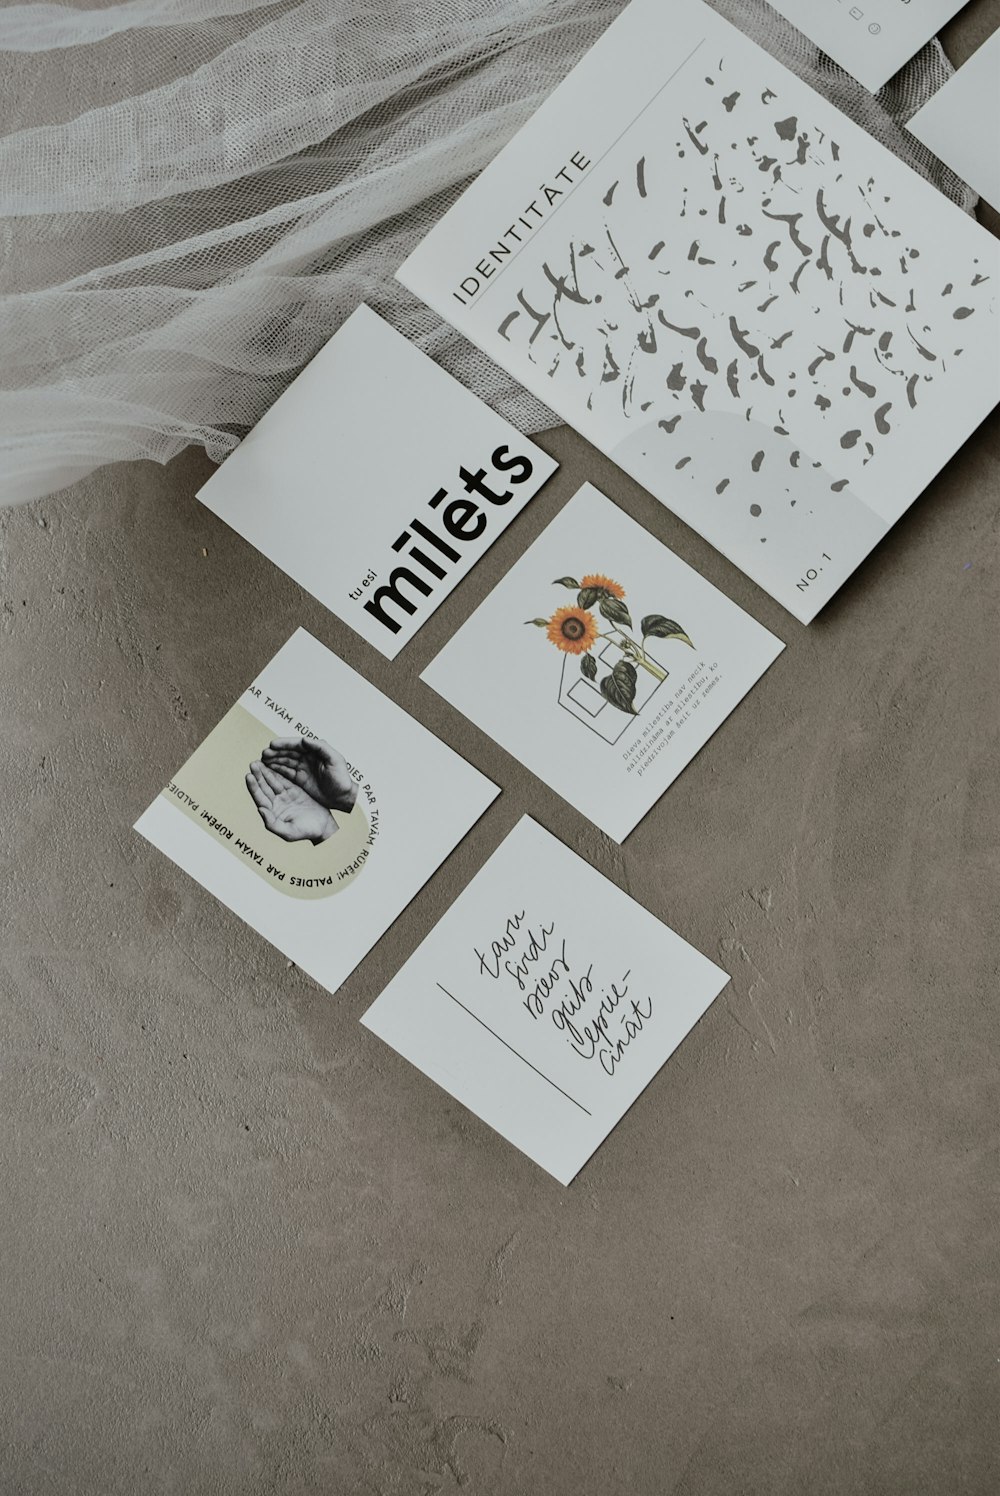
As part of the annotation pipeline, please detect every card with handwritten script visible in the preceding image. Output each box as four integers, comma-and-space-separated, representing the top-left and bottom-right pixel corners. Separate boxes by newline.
766, 0, 969, 94
362, 816, 729, 1184
397, 0, 1000, 622
908, 26, 1000, 209
134, 628, 498, 995
197, 306, 558, 659
422, 484, 783, 842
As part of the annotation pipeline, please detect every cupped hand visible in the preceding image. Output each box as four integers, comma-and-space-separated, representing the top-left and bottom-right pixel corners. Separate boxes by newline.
261, 736, 358, 814
245, 761, 335, 845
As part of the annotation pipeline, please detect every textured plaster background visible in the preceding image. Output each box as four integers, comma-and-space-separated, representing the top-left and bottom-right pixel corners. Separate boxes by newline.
2, 7, 1000, 1494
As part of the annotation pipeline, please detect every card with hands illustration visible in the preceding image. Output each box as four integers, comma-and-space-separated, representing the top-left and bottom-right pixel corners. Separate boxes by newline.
245, 759, 335, 845
246, 737, 360, 845
261, 736, 359, 815
134, 628, 498, 996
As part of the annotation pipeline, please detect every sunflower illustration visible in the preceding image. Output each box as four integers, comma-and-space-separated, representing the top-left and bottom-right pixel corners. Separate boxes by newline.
546, 606, 599, 655
580, 573, 625, 600
529, 569, 693, 720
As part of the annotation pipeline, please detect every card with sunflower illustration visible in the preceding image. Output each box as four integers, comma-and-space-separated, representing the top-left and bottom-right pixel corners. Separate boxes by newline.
422, 484, 784, 842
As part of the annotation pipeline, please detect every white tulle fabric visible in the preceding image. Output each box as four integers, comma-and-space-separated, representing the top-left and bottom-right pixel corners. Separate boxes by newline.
0, 0, 973, 505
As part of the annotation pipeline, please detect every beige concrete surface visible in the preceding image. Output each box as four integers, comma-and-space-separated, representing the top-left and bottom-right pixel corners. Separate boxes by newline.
2, 7, 1000, 1494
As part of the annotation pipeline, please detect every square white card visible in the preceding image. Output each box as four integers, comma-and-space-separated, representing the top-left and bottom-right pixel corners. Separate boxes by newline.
362, 816, 730, 1185
197, 306, 558, 658
422, 485, 784, 842
134, 629, 498, 994
397, 0, 1000, 622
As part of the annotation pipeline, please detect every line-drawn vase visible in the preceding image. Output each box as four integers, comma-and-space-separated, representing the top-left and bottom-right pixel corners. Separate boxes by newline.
557, 638, 669, 746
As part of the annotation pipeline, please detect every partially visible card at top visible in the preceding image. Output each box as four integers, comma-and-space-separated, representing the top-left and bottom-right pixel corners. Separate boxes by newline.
766, 0, 969, 93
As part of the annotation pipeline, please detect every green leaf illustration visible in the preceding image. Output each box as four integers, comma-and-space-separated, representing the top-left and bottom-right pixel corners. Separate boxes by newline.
641, 614, 695, 647
552, 576, 580, 589
581, 652, 598, 681
599, 594, 633, 630
525, 618, 550, 628
600, 659, 638, 715
577, 586, 605, 610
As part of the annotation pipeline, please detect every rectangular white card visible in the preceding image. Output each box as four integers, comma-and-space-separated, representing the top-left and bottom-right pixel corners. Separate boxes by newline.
397, 0, 1000, 624
362, 817, 729, 1184
197, 306, 558, 658
134, 629, 499, 994
766, 0, 969, 93
422, 484, 784, 843
907, 27, 1000, 208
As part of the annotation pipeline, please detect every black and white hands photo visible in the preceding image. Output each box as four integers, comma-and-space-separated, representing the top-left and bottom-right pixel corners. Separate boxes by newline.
245, 736, 358, 845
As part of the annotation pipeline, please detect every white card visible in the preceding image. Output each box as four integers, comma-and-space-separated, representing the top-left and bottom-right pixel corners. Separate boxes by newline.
766, 0, 969, 93
134, 629, 498, 994
362, 816, 729, 1184
397, 0, 1000, 624
422, 485, 784, 843
908, 27, 1000, 208
197, 306, 558, 659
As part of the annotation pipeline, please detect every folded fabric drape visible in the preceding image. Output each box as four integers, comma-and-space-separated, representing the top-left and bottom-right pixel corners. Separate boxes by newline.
0, 0, 973, 506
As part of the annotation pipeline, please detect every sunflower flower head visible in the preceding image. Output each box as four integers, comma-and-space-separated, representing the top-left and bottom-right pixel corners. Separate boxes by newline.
547, 606, 599, 655
581, 573, 625, 599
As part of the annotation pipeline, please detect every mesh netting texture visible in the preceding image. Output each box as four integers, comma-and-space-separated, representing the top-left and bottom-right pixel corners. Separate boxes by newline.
0, 0, 974, 506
